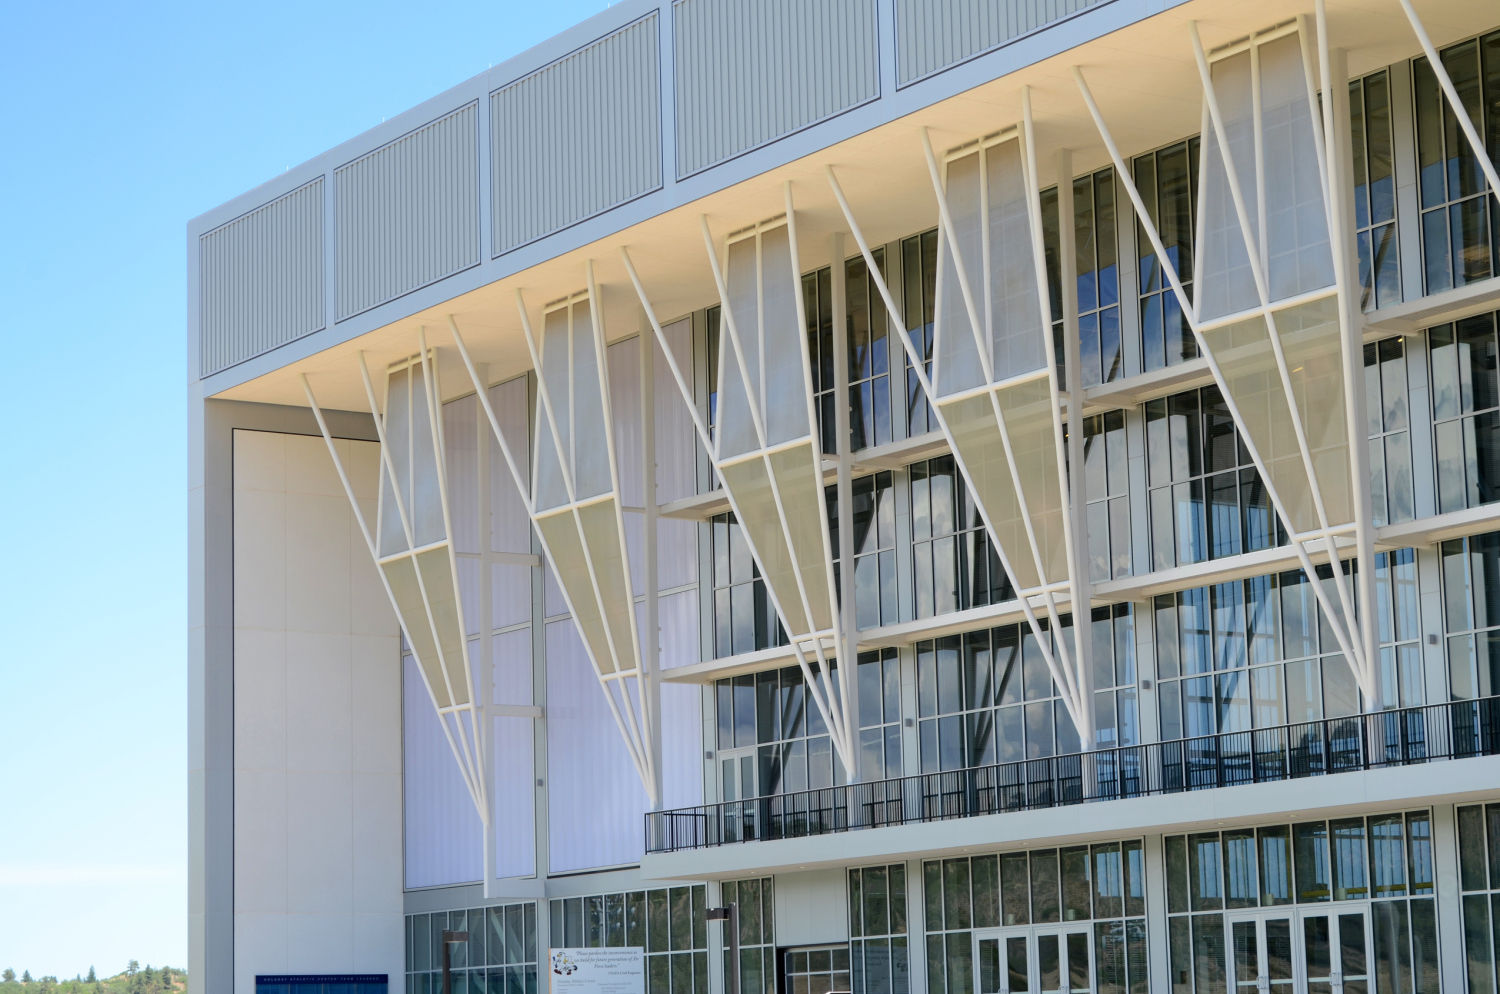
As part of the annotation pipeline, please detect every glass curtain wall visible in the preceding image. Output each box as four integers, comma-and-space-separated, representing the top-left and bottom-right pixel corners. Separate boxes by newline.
1164, 813, 1437, 994
1412, 29, 1500, 293
1458, 803, 1500, 994
1145, 387, 1285, 570
406, 904, 538, 994
1350, 70, 1401, 310
924, 842, 1148, 994
549, 887, 709, 994
909, 456, 1014, 620
1441, 529, 1500, 700
721, 878, 776, 994
1083, 411, 1132, 581
1429, 312, 1500, 513
827, 472, 899, 630
900, 230, 940, 438
1133, 139, 1201, 372
849, 864, 911, 994
1366, 338, 1416, 525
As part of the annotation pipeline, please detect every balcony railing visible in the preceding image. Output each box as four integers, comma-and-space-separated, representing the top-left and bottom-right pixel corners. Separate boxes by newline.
644, 696, 1500, 854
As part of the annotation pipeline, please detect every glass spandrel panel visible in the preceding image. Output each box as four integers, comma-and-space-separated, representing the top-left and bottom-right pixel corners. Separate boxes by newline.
1199, 49, 1260, 322
759, 225, 814, 448
935, 150, 987, 399
1260, 35, 1335, 302
535, 309, 573, 512
384, 557, 449, 707
417, 545, 472, 704
985, 138, 1049, 380
718, 237, 766, 461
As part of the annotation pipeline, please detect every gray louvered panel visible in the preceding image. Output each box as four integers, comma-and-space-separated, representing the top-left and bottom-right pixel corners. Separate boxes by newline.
492, 15, 662, 255
897, 0, 1108, 86
335, 104, 480, 320
672, 0, 879, 178
199, 179, 325, 376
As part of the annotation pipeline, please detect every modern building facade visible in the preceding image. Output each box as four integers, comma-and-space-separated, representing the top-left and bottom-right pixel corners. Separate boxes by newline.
187, 0, 1500, 992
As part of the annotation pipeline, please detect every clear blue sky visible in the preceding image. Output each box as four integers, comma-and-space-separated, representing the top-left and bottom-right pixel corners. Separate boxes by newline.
0, 0, 610, 980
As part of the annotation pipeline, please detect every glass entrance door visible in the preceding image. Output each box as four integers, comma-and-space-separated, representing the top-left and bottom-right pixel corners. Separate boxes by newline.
975, 927, 1091, 994
1300, 911, 1370, 994
1225, 908, 1370, 994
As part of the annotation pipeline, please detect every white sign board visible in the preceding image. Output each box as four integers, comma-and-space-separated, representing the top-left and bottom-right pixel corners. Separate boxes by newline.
548, 948, 646, 994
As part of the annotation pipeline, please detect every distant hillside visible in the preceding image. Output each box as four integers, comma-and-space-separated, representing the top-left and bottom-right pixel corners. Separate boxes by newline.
0, 963, 186, 994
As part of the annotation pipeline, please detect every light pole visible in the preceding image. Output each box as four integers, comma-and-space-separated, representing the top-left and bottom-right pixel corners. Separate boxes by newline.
705, 904, 739, 994
441, 929, 469, 994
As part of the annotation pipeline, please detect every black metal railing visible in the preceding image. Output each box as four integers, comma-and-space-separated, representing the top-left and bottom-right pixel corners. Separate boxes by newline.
644, 696, 1500, 854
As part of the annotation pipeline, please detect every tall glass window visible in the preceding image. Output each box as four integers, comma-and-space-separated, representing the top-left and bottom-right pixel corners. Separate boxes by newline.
1365, 337, 1415, 525
406, 904, 538, 994
1164, 813, 1436, 994
828, 472, 898, 630
849, 864, 911, 994
804, 267, 837, 455
1440, 529, 1500, 700
914, 613, 1136, 770
1457, 803, 1500, 994
1133, 138, 1201, 372
1075, 168, 1124, 385
783, 947, 850, 994
549, 887, 708, 994
1154, 553, 1419, 741
901, 230, 940, 437
1350, 70, 1401, 310
847, 249, 893, 450
858, 648, 904, 780
710, 512, 785, 658
1083, 411, 1132, 581
722, 877, 776, 994
1429, 312, 1500, 513
909, 456, 1015, 620
923, 842, 1148, 994
1413, 30, 1500, 293
715, 664, 844, 799
1145, 387, 1283, 570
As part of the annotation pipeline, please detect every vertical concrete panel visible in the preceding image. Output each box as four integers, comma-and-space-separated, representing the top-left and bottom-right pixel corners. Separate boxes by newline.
335, 104, 480, 319
199, 179, 324, 376
672, 0, 879, 177
895, 0, 1110, 85
491, 15, 662, 253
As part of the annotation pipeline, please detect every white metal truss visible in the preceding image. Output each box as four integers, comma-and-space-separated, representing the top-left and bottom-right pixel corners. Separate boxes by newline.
621, 184, 858, 777
1395, 0, 1500, 211
300, 341, 490, 834
448, 267, 660, 803
1073, 9, 1381, 700
826, 94, 1093, 745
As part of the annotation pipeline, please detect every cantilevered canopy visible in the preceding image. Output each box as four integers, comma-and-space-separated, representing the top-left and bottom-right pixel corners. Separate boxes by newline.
1074, 8, 1381, 699
623, 186, 857, 776
449, 272, 659, 802
827, 100, 1093, 744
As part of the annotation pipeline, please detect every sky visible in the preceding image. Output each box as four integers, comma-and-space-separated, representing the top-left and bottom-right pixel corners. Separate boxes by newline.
0, 0, 612, 980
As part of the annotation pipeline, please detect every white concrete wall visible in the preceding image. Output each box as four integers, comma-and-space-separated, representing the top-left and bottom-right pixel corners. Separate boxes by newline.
232, 430, 403, 993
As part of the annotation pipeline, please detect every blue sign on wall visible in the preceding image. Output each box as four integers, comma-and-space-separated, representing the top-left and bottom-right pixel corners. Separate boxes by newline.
254, 975, 388, 994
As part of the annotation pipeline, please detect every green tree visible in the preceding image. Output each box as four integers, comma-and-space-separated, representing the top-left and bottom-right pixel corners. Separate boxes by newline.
85, 969, 94, 984
22, 972, 32, 984
2, 970, 14, 983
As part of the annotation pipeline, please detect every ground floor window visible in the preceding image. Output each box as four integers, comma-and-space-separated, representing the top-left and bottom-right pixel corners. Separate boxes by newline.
406, 905, 536, 994
924, 841, 1147, 994
1458, 802, 1500, 994
1164, 812, 1437, 994
783, 946, 850, 994
549, 886, 709, 994
850, 864, 911, 994
723, 877, 777, 994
